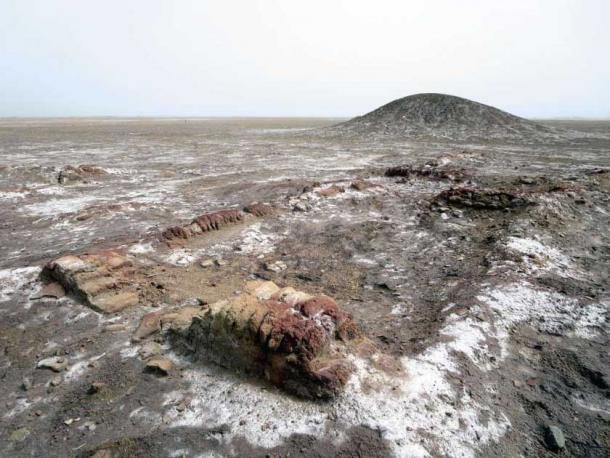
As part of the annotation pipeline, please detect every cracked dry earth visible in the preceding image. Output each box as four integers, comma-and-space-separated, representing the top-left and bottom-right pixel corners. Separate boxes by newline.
1, 118, 609, 458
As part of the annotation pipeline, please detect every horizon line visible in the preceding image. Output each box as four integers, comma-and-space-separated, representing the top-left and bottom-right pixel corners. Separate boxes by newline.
1, 115, 609, 122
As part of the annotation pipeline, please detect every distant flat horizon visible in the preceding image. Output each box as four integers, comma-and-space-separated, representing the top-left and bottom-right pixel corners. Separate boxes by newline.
1, 116, 609, 122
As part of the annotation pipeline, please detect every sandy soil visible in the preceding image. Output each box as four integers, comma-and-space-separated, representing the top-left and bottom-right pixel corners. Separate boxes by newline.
0, 118, 608, 457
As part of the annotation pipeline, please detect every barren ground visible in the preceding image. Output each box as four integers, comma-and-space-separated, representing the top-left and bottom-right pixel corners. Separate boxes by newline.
0, 118, 609, 457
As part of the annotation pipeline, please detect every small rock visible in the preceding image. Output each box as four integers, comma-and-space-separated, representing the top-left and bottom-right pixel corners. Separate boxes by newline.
82, 420, 96, 431
265, 261, 287, 273
132, 310, 163, 341
49, 375, 62, 386
350, 180, 372, 191
138, 341, 163, 359
317, 184, 345, 198
293, 201, 311, 212
200, 259, 215, 268
145, 356, 174, 376
9, 427, 30, 442
215, 259, 227, 266
21, 377, 32, 391
103, 323, 128, 333
64, 417, 80, 426
37, 356, 68, 372
519, 177, 536, 185
512, 379, 523, 388
545, 425, 566, 450
88, 381, 106, 394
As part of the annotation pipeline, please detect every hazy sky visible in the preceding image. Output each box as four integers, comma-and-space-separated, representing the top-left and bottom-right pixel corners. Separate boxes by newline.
1, 0, 609, 118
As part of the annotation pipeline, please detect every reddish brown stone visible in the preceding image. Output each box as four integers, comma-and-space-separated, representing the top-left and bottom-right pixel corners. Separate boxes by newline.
317, 185, 345, 198
184, 281, 362, 399
350, 180, 374, 191
244, 202, 275, 217
162, 225, 191, 240
299, 296, 343, 321
192, 209, 243, 232
132, 310, 164, 341
336, 319, 362, 341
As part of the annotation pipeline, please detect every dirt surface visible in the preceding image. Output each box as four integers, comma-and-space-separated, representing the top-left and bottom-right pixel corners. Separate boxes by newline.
0, 117, 609, 457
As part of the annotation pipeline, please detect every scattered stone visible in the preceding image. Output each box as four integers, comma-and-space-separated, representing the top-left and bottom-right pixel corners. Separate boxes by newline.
64, 417, 80, 426
350, 180, 374, 191
21, 377, 32, 391
9, 427, 30, 442
519, 176, 536, 185
88, 382, 106, 395
215, 259, 227, 266
265, 260, 287, 272
293, 201, 311, 212
49, 375, 62, 386
512, 379, 523, 388
82, 421, 96, 431
145, 356, 174, 376
37, 356, 68, 372
159, 306, 202, 332
545, 425, 566, 450
317, 184, 345, 198
132, 310, 163, 341
138, 341, 163, 359
200, 259, 215, 268
103, 323, 128, 333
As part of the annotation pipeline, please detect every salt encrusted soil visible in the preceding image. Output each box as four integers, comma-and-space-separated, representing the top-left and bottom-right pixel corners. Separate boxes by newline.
0, 117, 609, 457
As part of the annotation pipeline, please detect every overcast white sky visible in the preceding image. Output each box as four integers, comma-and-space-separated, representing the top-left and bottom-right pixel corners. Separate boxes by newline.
1, 0, 609, 118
